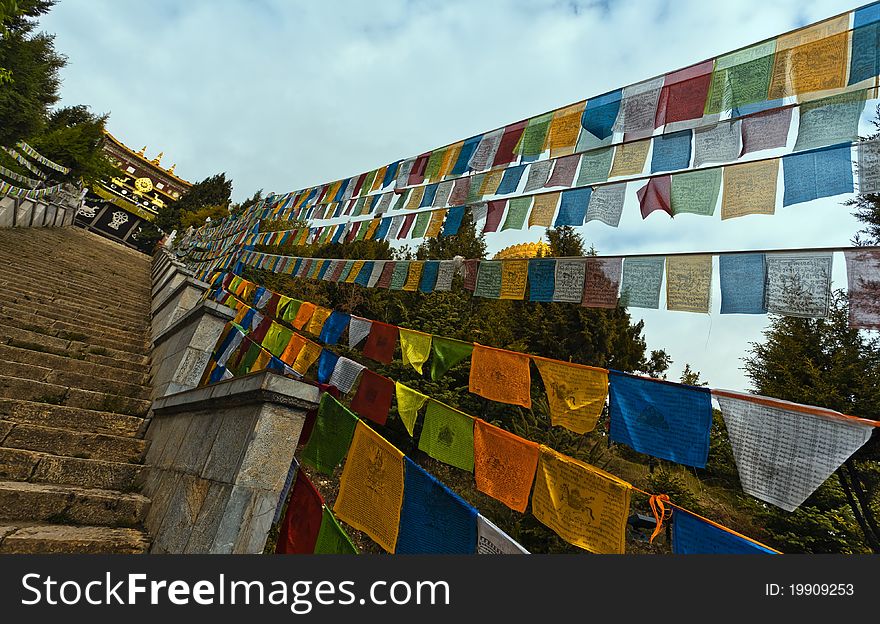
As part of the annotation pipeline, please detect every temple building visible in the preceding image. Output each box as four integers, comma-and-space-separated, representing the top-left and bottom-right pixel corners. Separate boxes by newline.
76, 130, 192, 252
493, 241, 552, 260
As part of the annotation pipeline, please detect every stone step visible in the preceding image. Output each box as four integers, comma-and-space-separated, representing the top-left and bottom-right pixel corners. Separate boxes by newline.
1, 422, 147, 464
0, 312, 150, 357
0, 343, 149, 387
0, 399, 142, 438
0, 296, 149, 338
0, 268, 150, 308
0, 358, 151, 401
0, 282, 149, 326
0, 481, 149, 528
0, 324, 150, 368
0, 447, 143, 490
0, 524, 149, 554
0, 277, 149, 317
0, 375, 151, 417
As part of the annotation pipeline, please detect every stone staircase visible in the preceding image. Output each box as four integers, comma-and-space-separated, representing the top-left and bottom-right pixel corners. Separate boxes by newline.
0, 227, 153, 553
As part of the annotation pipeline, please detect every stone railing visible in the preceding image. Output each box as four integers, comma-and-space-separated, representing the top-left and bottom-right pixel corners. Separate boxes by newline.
0, 195, 76, 228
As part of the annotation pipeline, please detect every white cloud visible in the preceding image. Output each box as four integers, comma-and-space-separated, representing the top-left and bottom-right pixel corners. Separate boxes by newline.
40, 0, 874, 390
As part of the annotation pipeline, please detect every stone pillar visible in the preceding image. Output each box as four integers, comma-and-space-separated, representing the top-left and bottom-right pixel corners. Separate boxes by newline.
151, 275, 211, 342
0, 197, 14, 228
150, 300, 236, 400
142, 372, 319, 554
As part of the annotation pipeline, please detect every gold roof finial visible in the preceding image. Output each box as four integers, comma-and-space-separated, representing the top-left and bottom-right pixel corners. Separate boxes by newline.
167, 163, 176, 174
137, 145, 147, 156
151, 151, 164, 165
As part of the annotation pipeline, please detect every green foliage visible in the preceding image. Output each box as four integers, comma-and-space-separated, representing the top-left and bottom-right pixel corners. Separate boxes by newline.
415, 211, 486, 260
154, 172, 233, 233
647, 467, 704, 514
179, 204, 230, 230
545, 226, 584, 257
27, 105, 115, 184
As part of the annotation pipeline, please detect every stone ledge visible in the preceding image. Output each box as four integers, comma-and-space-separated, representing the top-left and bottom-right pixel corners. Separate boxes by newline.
152, 300, 235, 349
151, 275, 210, 317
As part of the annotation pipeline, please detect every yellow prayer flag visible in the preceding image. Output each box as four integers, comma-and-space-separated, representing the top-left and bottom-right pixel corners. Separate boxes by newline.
307, 306, 332, 336
399, 328, 432, 374
531, 446, 631, 554
395, 382, 428, 437
533, 358, 608, 434
666, 255, 713, 313
345, 260, 365, 284
545, 102, 586, 157
609, 139, 651, 178
405, 186, 425, 210
292, 339, 322, 375
528, 192, 560, 228
334, 421, 405, 553
480, 169, 505, 195
252, 349, 271, 372
721, 160, 779, 220
364, 218, 380, 240
371, 166, 387, 192
402, 261, 424, 292
440, 141, 463, 178
500, 259, 528, 300
768, 15, 849, 100
233, 305, 249, 326
424, 211, 446, 239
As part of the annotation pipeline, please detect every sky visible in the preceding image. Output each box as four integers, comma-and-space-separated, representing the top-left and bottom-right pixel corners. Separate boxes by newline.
39, 0, 878, 391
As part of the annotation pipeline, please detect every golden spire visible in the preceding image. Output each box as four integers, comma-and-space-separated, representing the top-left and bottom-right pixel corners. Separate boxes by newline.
137, 145, 147, 156
167, 163, 176, 174
151, 151, 164, 165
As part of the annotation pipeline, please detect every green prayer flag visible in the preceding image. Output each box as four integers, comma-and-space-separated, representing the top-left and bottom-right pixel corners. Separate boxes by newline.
355, 220, 369, 241
670, 168, 722, 216
300, 394, 359, 475
314, 507, 359, 554
474, 260, 502, 299
705, 41, 776, 114
467, 173, 487, 204
575, 147, 614, 186
390, 261, 410, 290
501, 197, 532, 231
282, 299, 304, 323
411, 212, 431, 239
361, 170, 377, 196
424, 149, 446, 181
239, 341, 262, 374
262, 323, 294, 358
430, 337, 474, 380
418, 399, 475, 472
519, 112, 553, 157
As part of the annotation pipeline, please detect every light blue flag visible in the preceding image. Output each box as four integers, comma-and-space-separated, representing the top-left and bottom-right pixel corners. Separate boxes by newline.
783, 143, 853, 206
794, 91, 867, 152
673, 509, 777, 554
650, 129, 692, 173
608, 370, 713, 468
375, 217, 392, 241
395, 458, 478, 554
496, 164, 527, 195
528, 259, 556, 302
555, 187, 591, 226
849, 2, 880, 85
719, 253, 767, 314
619, 257, 665, 309
581, 90, 622, 140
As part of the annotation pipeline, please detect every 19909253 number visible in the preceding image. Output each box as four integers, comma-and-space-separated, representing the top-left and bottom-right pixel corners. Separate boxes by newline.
789, 584, 854, 596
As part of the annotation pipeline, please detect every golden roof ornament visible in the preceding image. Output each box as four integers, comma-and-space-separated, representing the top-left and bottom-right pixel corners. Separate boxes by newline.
137, 145, 147, 157
167, 163, 176, 174
150, 151, 164, 165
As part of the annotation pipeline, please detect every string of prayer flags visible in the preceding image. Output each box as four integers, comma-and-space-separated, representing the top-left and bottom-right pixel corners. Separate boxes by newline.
363, 321, 398, 363
399, 328, 432, 374
740, 106, 793, 155
719, 253, 768, 314
469, 343, 532, 408
666, 254, 713, 313
650, 129, 692, 173
794, 90, 867, 152
721, 159, 779, 220
473, 419, 540, 513
609, 371, 714, 467
844, 249, 880, 329
764, 252, 832, 318
531, 446, 631, 554
713, 389, 876, 512
655, 59, 715, 130
396, 458, 478, 554
328, 356, 366, 394
430, 336, 474, 380
620, 256, 665, 309
275, 469, 323, 554
314, 507, 359, 554
555, 187, 591, 226
637, 175, 672, 220
670, 168, 721, 216
583, 257, 623, 308
585, 183, 626, 227
334, 421, 405, 553
672, 508, 778, 554
782, 143, 854, 206
500, 259, 529, 300
477, 515, 529, 554
350, 369, 394, 426
395, 383, 428, 437
418, 399, 475, 472
299, 394, 359, 475
534, 358, 609, 434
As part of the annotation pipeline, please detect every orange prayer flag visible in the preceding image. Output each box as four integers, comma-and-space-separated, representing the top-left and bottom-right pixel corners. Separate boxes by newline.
280, 333, 306, 366
468, 343, 532, 408
473, 419, 540, 513
292, 301, 317, 330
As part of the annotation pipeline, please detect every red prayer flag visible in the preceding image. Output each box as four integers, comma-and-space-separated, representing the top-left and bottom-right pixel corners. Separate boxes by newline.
449, 177, 471, 205
484, 200, 506, 233
654, 60, 714, 128
377, 262, 396, 288
250, 316, 272, 344
408, 152, 431, 186
349, 369, 394, 426
275, 470, 324, 554
352, 172, 368, 196
637, 175, 672, 219
362, 321, 398, 364
493, 120, 528, 168
398, 213, 416, 239
462, 259, 480, 291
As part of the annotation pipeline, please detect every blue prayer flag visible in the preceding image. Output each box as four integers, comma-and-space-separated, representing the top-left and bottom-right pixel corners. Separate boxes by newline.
442, 205, 466, 236
252, 286, 266, 307
582, 90, 622, 140
850, 19, 879, 85
316, 260, 331, 280
375, 217, 392, 241
420, 261, 440, 293
291, 258, 302, 276
608, 370, 713, 468
651, 130, 692, 173
354, 261, 374, 287
382, 161, 401, 188
395, 458, 478, 554
208, 364, 228, 384
420, 183, 439, 207
719, 253, 767, 314
673, 509, 777, 554
496, 164, 527, 195
333, 179, 350, 202
319, 311, 351, 345
782, 143, 854, 206
528, 259, 556, 302
555, 187, 591, 226
452, 136, 482, 175
267, 356, 288, 375
316, 349, 339, 384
